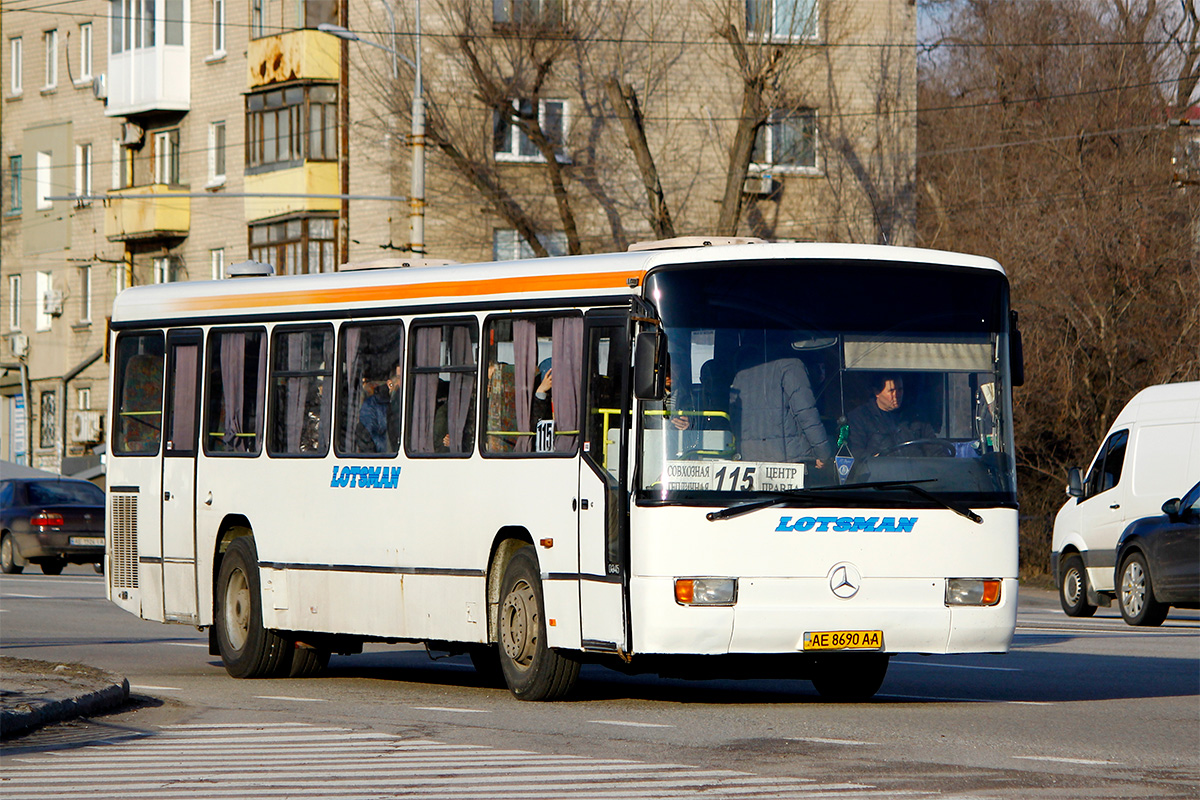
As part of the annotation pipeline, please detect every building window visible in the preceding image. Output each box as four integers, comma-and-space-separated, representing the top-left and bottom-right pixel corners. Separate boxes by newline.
208, 121, 226, 185
303, 0, 337, 29
494, 99, 567, 162
210, 248, 225, 280
153, 256, 183, 283
79, 266, 92, 323
153, 129, 181, 184
43, 29, 57, 89
78, 23, 93, 81
212, 0, 225, 54
78, 387, 92, 411
249, 216, 337, 275
36, 151, 52, 210
246, 84, 338, 172
9, 37, 21, 95
7, 275, 20, 330
251, 0, 264, 38
75, 144, 92, 205
112, 140, 133, 189
35, 271, 53, 332
752, 108, 818, 171
746, 0, 818, 40
492, 228, 567, 261
493, 0, 564, 26
165, 0, 184, 46
7, 155, 21, 215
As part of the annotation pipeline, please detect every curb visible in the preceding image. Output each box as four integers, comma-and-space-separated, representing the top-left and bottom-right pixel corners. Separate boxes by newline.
0, 661, 131, 740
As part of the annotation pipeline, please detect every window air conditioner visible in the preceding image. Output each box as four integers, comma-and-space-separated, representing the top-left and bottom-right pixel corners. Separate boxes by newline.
742, 175, 776, 196
10, 334, 29, 358
43, 290, 64, 317
121, 122, 144, 146
92, 74, 107, 100
71, 410, 105, 444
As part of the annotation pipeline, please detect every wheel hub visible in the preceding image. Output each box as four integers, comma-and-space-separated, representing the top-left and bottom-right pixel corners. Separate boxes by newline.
500, 579, 538, 669
223, 568, 251, 651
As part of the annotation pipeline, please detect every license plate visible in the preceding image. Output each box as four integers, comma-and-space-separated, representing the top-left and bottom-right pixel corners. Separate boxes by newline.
803, 630, 883, 651
70, 536, 104, 547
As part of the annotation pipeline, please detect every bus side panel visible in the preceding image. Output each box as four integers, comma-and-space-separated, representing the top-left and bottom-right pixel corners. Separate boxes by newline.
108, 458, 165, 623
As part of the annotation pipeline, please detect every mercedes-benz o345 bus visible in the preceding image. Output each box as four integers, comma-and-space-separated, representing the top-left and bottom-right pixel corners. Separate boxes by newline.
105, 240, 1022, 701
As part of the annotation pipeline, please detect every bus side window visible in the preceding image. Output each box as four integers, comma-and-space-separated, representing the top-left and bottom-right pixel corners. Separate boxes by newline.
407, 320, 478, 457
204, 329, 267, 456
113, 333, 166, 456
336, 321, 404, 456
268, 325, 334, 457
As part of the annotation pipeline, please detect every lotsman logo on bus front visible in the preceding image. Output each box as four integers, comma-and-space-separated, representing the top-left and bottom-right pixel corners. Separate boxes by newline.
775, 516, 917, 533
329, 465, 402, 489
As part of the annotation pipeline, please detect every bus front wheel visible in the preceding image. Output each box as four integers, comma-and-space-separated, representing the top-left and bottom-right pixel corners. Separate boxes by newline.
215, 537, 289, 678
498, 546, 580, 701
810, 653, 889, 701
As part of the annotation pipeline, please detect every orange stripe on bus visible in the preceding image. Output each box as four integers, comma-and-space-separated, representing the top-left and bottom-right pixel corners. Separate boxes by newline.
176, 270, 644, 313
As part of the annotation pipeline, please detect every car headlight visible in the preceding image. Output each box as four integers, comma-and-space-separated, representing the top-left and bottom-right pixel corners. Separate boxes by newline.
945, 578, 1002, 606
674, 578, 737, 606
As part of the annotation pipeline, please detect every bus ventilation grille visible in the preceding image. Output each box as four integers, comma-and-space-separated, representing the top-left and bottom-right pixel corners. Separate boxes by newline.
110, 493, 139, 589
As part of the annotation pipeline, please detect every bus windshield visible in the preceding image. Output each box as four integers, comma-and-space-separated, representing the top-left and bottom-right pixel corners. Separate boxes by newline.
638, 259, 1018, 507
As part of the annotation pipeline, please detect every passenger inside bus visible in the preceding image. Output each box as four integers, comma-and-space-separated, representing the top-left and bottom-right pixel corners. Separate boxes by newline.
356, 375, 392, 453
729, 345, 832, 473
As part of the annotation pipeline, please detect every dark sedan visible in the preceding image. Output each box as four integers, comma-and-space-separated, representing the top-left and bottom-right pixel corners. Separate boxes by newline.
1114, 480, 1200, 626
0, 478, 106, 575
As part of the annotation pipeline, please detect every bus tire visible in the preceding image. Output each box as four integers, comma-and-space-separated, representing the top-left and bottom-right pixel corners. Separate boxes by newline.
287, 644, 331, 678
498, 547, 580, 701
1058, 553, 1097, 617
810, 653, 889, 702
215, 537, 289, 679
1117, 552, 1169, 627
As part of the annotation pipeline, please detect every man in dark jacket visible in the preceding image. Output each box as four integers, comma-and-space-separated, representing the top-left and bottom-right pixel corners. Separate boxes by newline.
730, 352, 831, 468
847, 374, 934, 457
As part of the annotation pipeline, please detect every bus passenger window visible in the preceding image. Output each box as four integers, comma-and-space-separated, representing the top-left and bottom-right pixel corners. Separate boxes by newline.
113, 333, 166, 455
268, 325, 333, 456
407, 320, 478, 456
481, 314, 582, 456
203, 329, 267, 456
336, 321, 403, 456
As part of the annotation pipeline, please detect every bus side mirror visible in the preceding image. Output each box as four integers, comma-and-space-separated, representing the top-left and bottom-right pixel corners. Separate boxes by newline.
1067, 467, 1083, 498
1009, 310, 1025, 387
634, 331, 666, 400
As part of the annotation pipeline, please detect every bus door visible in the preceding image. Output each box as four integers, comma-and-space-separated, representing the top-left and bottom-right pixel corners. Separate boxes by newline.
160, 329, 202, 624
578, 311, 630, 653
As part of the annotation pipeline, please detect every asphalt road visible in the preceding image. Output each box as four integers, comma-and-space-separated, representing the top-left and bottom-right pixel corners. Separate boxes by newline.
2, 565, 1197, 799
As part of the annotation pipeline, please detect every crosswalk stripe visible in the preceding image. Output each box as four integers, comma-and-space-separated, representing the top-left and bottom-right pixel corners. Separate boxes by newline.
0, 722, 914, 799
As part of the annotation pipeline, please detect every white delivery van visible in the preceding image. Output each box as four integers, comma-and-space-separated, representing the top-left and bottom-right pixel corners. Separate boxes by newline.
1051, 381, 1200, 616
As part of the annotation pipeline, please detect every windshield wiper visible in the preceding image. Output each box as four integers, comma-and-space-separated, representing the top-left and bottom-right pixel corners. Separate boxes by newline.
706, 479, 983, 524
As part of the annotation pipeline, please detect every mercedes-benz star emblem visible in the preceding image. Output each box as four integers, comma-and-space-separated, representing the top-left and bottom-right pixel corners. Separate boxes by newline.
829, 563, 861, 599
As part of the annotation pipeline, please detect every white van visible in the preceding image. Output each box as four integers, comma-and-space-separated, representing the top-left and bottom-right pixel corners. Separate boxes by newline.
1051, 381, 1200, 616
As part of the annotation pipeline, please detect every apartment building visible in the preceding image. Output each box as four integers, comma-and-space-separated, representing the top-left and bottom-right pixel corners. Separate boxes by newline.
1, 0, 916, 473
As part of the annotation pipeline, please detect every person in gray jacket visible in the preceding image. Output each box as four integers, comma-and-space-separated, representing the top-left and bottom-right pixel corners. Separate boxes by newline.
730, 347, 831, 469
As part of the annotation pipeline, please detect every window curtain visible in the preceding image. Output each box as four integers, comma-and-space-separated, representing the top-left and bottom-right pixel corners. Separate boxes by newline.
219, 333, 244, 450
411, 326, 440, 452
285, 337, 305, 452
169, 344, 198, 448
341, 326, 361, 452
513, 319, 536, 453
252, 334, 267, 452
551, 316, 583, 452
447, 326, 474, 452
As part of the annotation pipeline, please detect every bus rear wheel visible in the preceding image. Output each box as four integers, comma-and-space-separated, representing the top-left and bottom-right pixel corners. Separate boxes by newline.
498, 547, 579, 701
215, 537, 289, 678
810, 653, 889, 701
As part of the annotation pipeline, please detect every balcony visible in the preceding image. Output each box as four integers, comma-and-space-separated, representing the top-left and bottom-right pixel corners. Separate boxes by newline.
244, 162, 339, 222
106, 44, 190, 117
249, 30, 341, 89
105, 185, 190, 241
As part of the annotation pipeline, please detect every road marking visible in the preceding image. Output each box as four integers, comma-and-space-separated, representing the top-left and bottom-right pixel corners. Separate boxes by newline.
160, 642, 209, 648
129, 685, 182, 692
2, 593, 48, 599
892, 660, 1020, 672
589, 720, 674, 728
1007, 701, 1054, 706
411, 706, 491, 714
252, 695, 327, 702
787, 736, 876, 746
1015, 755, 1120, 766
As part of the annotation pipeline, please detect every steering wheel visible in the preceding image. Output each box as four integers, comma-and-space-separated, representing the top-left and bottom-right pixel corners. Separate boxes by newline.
871, 438, 957, 458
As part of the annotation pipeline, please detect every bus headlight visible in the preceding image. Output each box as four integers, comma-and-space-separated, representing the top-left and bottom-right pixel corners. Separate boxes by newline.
675, 578, 737, 606
945, 579, 1002, 607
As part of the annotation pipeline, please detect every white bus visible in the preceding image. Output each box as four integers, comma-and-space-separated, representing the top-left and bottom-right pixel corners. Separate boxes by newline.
105, 240, 1022, 701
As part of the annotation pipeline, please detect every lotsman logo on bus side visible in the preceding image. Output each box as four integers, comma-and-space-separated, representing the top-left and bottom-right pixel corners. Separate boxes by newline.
775, 516, 917, 533
329, 465, 402, 489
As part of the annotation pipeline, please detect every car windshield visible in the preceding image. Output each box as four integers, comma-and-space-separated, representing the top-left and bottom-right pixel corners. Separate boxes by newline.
26, 481, 104, 506
638, 259, 1018, 507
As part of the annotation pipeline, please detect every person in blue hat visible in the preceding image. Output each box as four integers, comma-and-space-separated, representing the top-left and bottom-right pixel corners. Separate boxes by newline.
532, 357, 553, 423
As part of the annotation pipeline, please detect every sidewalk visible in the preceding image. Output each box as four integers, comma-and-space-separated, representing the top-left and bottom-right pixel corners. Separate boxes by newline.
0, 656, 129, 739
